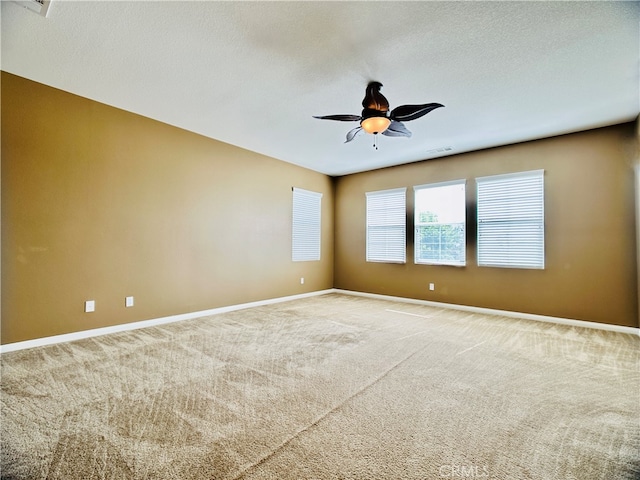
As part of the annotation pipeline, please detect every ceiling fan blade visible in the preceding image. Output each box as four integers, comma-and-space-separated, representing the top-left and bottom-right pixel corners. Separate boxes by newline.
389, 103, 444, 122
313, 114, 361, 122
382, 120, 412, 138
345, 126, 363, 143
362, 82, 389, 112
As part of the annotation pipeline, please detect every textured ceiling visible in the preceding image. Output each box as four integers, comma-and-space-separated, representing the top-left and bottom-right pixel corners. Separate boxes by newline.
2, 1, 639, 176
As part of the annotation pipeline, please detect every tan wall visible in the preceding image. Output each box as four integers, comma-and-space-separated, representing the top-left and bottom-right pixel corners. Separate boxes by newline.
1, 72, 334, 344
635, 117, 640, 323
2, 72, 637, 345
334, 124, 639, 328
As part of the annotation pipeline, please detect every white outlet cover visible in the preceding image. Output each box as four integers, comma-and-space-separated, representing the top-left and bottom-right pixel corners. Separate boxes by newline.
84, 300, 95, 313
125, 296, 134, 307
429, 283, 435, 291
300, 277, 305, 284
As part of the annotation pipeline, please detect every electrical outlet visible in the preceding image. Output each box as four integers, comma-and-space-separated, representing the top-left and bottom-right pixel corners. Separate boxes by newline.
300, 277, 305, 285
125, 296, 134, 307
84, 300, 95, 313
429, 283, 435, 291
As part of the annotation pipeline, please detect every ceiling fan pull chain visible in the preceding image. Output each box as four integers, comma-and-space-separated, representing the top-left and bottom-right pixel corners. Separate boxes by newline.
373, 134, 378, 150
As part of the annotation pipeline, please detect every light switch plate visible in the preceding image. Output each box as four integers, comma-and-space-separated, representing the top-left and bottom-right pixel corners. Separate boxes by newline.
85, 300, 95, 313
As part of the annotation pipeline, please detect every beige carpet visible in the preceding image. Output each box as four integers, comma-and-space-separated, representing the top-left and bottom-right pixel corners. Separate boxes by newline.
1, 293, 639, 479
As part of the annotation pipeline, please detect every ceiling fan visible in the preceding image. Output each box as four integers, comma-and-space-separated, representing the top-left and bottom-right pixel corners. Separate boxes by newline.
313, 82, 444, 148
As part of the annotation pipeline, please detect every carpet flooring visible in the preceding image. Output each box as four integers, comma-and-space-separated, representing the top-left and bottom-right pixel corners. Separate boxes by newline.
1, 293, 639, 479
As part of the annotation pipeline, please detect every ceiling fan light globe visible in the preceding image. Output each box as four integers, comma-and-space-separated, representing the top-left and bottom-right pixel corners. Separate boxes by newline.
361, 116, 391, 135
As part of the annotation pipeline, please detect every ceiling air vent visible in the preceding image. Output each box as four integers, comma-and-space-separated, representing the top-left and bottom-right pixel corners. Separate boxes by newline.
426, 146, 453, 155
13, 0, 51, 17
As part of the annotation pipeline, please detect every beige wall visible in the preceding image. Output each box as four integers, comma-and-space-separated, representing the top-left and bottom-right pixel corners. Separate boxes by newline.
1, 72, 334, 344
334, 124, 639, 328
635, 117, 640, 323
2, 72, 638, 345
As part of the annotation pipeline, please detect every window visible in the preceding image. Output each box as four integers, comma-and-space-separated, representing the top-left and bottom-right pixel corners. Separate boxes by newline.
292, 187, 322, 261
366, 188, 406, 263
476, 170, 544, 269
414, 180, 466, 266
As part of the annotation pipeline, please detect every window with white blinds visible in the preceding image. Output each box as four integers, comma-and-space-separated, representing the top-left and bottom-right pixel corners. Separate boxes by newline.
476, 170, 545, 269
414, 180, 466, 266
292, 187, 322, 262
366, 187, 406, 263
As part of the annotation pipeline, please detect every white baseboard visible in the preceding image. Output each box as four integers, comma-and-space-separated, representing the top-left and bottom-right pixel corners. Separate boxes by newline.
0, 289, 335, 354
334, 289, 640, 336
3, 288, 637, 353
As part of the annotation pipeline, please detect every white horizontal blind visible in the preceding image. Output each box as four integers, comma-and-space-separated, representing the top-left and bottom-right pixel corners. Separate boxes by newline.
476, 170, 544, 269
366, 188, 406, 263
13, 0, 51, 16
414, 180, 466, 266
292, 187, 322, 262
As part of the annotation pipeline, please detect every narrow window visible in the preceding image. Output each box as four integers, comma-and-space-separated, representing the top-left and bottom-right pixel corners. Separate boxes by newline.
476, 170, 545, 269
366, 188, 406, 263
292, 187, 322, 262
414, 180, 466, 266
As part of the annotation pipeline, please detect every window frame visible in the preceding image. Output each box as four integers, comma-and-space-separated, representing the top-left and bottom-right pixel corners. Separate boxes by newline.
291, 187, 322, 262
476, 169, 545, 269
413, 179, 467, 267
365, 187, 407, 264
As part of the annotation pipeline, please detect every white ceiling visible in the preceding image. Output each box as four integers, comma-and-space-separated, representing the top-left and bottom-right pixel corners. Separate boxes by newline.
2, 1, 639, 176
